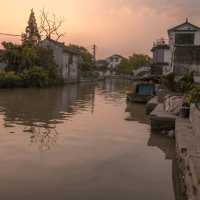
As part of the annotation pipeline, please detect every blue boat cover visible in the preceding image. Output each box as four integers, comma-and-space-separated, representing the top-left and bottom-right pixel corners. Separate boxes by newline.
138, 84, 154, 96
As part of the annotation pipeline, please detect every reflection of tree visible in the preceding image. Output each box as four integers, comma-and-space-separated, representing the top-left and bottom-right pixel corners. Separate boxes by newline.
25, 124, 58, 152
0, 84, 96, 151
0, 84, 95, 126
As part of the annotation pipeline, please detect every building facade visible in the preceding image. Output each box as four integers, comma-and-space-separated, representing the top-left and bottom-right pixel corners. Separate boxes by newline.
41, 39, 81, 83
151, 38, 170, 76
152, 19, 200, 81
96, 54, 124, 76
168, 19, 200, 77
106, 55, 123, 70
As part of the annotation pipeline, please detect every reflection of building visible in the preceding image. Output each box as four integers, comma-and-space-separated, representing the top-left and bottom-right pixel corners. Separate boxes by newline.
41, 38, 81, 83
151, 19, 200, 82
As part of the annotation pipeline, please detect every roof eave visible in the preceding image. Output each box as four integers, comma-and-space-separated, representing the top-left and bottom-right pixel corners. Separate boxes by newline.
168, 22, 200, 34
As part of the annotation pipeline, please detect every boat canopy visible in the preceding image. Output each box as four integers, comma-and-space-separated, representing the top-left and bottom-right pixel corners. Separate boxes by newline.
136, 84, 155, 96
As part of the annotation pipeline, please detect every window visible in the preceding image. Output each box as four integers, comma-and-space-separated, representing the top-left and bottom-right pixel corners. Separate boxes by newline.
175, 33, 194, 45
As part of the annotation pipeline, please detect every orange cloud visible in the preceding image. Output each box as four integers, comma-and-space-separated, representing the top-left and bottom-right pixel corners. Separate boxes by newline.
0, 0, 200, 58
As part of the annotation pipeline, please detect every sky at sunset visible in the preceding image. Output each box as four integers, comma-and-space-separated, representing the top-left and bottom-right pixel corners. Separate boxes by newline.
1, 0, 200, 58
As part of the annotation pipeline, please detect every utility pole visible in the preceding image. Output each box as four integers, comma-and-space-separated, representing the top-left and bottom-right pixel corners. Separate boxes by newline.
92, 44, 96, 64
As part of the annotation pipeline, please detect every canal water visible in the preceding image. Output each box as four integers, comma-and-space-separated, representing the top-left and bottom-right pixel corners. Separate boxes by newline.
0, 80, 175, 200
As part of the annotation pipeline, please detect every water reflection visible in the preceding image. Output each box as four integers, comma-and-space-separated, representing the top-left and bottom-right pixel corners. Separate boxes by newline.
148, 133, 181, 200
0, 84, 97, 151
27, 125, 58, 151
125, 102, 178, 200
125, 102, 149, 124
0, 80, 176, 200
0, 84, 96, 127
0, 80, 131, 151
97, 79, 131, 103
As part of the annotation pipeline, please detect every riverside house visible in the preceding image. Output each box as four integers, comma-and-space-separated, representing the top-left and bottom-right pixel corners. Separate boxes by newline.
151, 19, 200, 82
106, 54, 123, 75
151, 38, 170, 76
41, 38, 81, 83
96, 54, 124, 76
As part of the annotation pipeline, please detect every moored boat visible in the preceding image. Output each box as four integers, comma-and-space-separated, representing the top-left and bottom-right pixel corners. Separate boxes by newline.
127, 82, 156, 103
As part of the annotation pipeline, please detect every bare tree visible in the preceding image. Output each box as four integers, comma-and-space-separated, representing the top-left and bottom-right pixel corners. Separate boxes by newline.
39, 8, 65, 41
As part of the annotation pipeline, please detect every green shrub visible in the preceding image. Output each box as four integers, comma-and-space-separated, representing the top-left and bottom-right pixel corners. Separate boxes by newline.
162, 73, 175, 91
188, 86, 200, 104
0, 72, 23, 88
179, 71, 194, 93
45, 65, 61, 86
0, 66, 61, 88
22, 66, 50, 87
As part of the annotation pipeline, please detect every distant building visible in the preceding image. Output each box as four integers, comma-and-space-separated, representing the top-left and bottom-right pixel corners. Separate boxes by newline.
96, 54, 124, 76
152, 19, 200, 81
40, 38, 81, 83
151, 38, 170, 76
106, 54, 124, 75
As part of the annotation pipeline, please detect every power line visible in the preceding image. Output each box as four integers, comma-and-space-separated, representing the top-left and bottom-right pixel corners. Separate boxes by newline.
0, 32, 21, 37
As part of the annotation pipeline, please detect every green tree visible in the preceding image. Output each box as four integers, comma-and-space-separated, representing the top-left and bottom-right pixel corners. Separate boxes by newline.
129, 54, 152, 70
1, 42, 23, 73
2, 42, 56, 73
117, 58, 132, 74
22, 9, 41, 45
0, 41, 59, 88
117, 54, 152, 75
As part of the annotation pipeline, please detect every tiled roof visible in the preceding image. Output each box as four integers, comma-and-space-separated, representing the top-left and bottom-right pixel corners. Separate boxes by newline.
168, 20, 200, 33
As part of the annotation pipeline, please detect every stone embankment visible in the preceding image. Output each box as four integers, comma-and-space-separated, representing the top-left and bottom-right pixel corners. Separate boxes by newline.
176, 105, 200, 200
147, 96, 200, 200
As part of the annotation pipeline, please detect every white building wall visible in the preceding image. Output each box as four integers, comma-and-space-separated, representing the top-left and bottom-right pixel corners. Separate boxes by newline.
190, 64, 200, 74
169, 32, 175, 47
106, 56, 122, 69
164, 49, 171, 64
61, 53, 69, 81
195, 31, 200, 45
69, 56, 79, 81
40, 39, 80, 83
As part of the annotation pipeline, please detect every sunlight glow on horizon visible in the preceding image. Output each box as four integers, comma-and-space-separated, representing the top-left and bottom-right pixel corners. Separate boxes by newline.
1, 0, 200, 58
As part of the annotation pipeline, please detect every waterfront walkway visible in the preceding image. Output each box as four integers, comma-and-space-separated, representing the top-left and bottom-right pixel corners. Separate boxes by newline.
148, 96, 200, 200
176, 106, 200, 200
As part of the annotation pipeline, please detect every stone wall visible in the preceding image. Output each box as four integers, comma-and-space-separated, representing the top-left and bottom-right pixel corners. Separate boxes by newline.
190, 104, 200, 136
